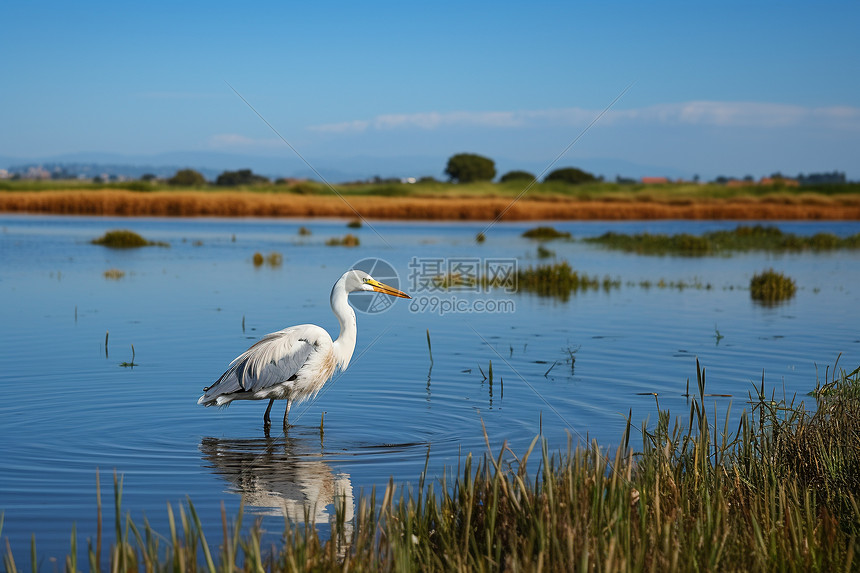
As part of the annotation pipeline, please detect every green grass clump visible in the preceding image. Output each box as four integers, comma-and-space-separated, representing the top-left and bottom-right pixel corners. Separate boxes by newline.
103, 268, 125, 280
90, 230, 167, 248
750, 268, 797, 303
507, 261, 619, 301
586, 224, 860, 256
325, 234, 360, 247
10, 362, 859, 571
252, 252, 283, 267
266, 252, 283, 267
587, 230, 712, 255
521, 226, 572, 240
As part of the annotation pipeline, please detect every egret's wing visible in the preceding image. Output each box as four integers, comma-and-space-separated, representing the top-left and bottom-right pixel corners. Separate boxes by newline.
202, 325, 331, 400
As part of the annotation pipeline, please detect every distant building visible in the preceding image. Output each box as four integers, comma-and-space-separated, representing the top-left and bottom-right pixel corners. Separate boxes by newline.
641, 176, 669, 184
0, 169, 8, 179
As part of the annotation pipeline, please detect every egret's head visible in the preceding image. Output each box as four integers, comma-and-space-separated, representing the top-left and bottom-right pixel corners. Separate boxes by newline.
343, 269, 410, 298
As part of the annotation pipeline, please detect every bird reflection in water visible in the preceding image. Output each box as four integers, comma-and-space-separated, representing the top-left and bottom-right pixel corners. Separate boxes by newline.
199, 432, 353, 534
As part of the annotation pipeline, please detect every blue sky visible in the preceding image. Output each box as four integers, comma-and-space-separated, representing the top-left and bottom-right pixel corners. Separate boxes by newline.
2, 1, 859, 179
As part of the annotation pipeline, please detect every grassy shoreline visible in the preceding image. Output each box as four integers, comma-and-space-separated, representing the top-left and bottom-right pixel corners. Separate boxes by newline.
1, 181, 860, 220
4, 361, 859, 571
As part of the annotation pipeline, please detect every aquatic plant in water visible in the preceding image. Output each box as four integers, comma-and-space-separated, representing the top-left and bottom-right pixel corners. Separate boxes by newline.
103, 268, 125, 280
585, 224, 860, 256
750, 268, 797, 303
90, 230, 168, 248
252, 252, 283, 267
325, 234, 360, 247
521, 226, 572, 240
479, 261, 619, 301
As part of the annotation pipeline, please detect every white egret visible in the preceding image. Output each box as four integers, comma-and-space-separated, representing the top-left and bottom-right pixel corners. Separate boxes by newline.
198, 269, 410, 429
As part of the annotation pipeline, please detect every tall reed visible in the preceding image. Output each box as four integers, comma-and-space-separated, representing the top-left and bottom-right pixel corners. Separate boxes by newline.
5, 362, 858, 571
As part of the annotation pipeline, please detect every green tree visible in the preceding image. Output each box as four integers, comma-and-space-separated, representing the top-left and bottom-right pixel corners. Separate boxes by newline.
500, 170, 536, 183
168, 169, 207, 186
444, 153, 496, 183
215, 169, 270, 186
544, 167, 597, 185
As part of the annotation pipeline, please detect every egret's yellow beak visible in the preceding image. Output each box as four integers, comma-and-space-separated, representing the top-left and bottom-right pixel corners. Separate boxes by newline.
367, 279, 411, 299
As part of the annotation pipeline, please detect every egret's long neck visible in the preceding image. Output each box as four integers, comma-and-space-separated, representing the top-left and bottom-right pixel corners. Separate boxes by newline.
330, 277, 357, 370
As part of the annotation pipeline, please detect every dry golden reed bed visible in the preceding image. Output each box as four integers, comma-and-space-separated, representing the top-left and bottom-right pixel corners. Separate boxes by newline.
2, 189, 860, 220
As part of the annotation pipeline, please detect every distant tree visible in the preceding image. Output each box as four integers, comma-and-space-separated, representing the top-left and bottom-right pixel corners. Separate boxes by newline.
140, 173, 157, 182
168, 169, 207, 186
500, 170, 536, 183
544, 167, 597, 185
444, 153, 496, 183
215, 169, 270, 186
92, 175, 104, 184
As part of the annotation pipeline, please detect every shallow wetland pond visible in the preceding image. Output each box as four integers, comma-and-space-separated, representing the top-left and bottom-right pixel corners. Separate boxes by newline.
1, 214, 859, 564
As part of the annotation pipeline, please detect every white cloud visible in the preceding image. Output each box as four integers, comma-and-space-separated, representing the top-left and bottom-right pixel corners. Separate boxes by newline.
308, 102, 860, 133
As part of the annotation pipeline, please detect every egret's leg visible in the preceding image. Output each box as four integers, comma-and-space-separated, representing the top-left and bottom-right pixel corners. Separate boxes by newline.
283, 399, 292, 429
263, 398, 275, 428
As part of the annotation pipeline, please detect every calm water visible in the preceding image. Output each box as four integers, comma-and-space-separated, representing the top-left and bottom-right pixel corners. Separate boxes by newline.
1, 214, 859, 565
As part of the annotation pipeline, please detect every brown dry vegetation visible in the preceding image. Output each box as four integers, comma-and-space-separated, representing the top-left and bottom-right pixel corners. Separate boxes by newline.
2, 189, 860, 220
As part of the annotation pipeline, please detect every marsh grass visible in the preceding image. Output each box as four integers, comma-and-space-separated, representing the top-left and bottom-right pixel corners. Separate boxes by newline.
90, 230, 168, 248
119, 345, 137, 368
103, 268, 125, 280
439, 258, 715, 299
750, 269, 797, 303
4, 188, 860, 220
501, 261, 620, 301
252, 252, 283, 267
8, 362, 858, 571
522, 226, 572, 240
586, 224, 860, 256
634, 277, 713, 290
325, 234, 360, 247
